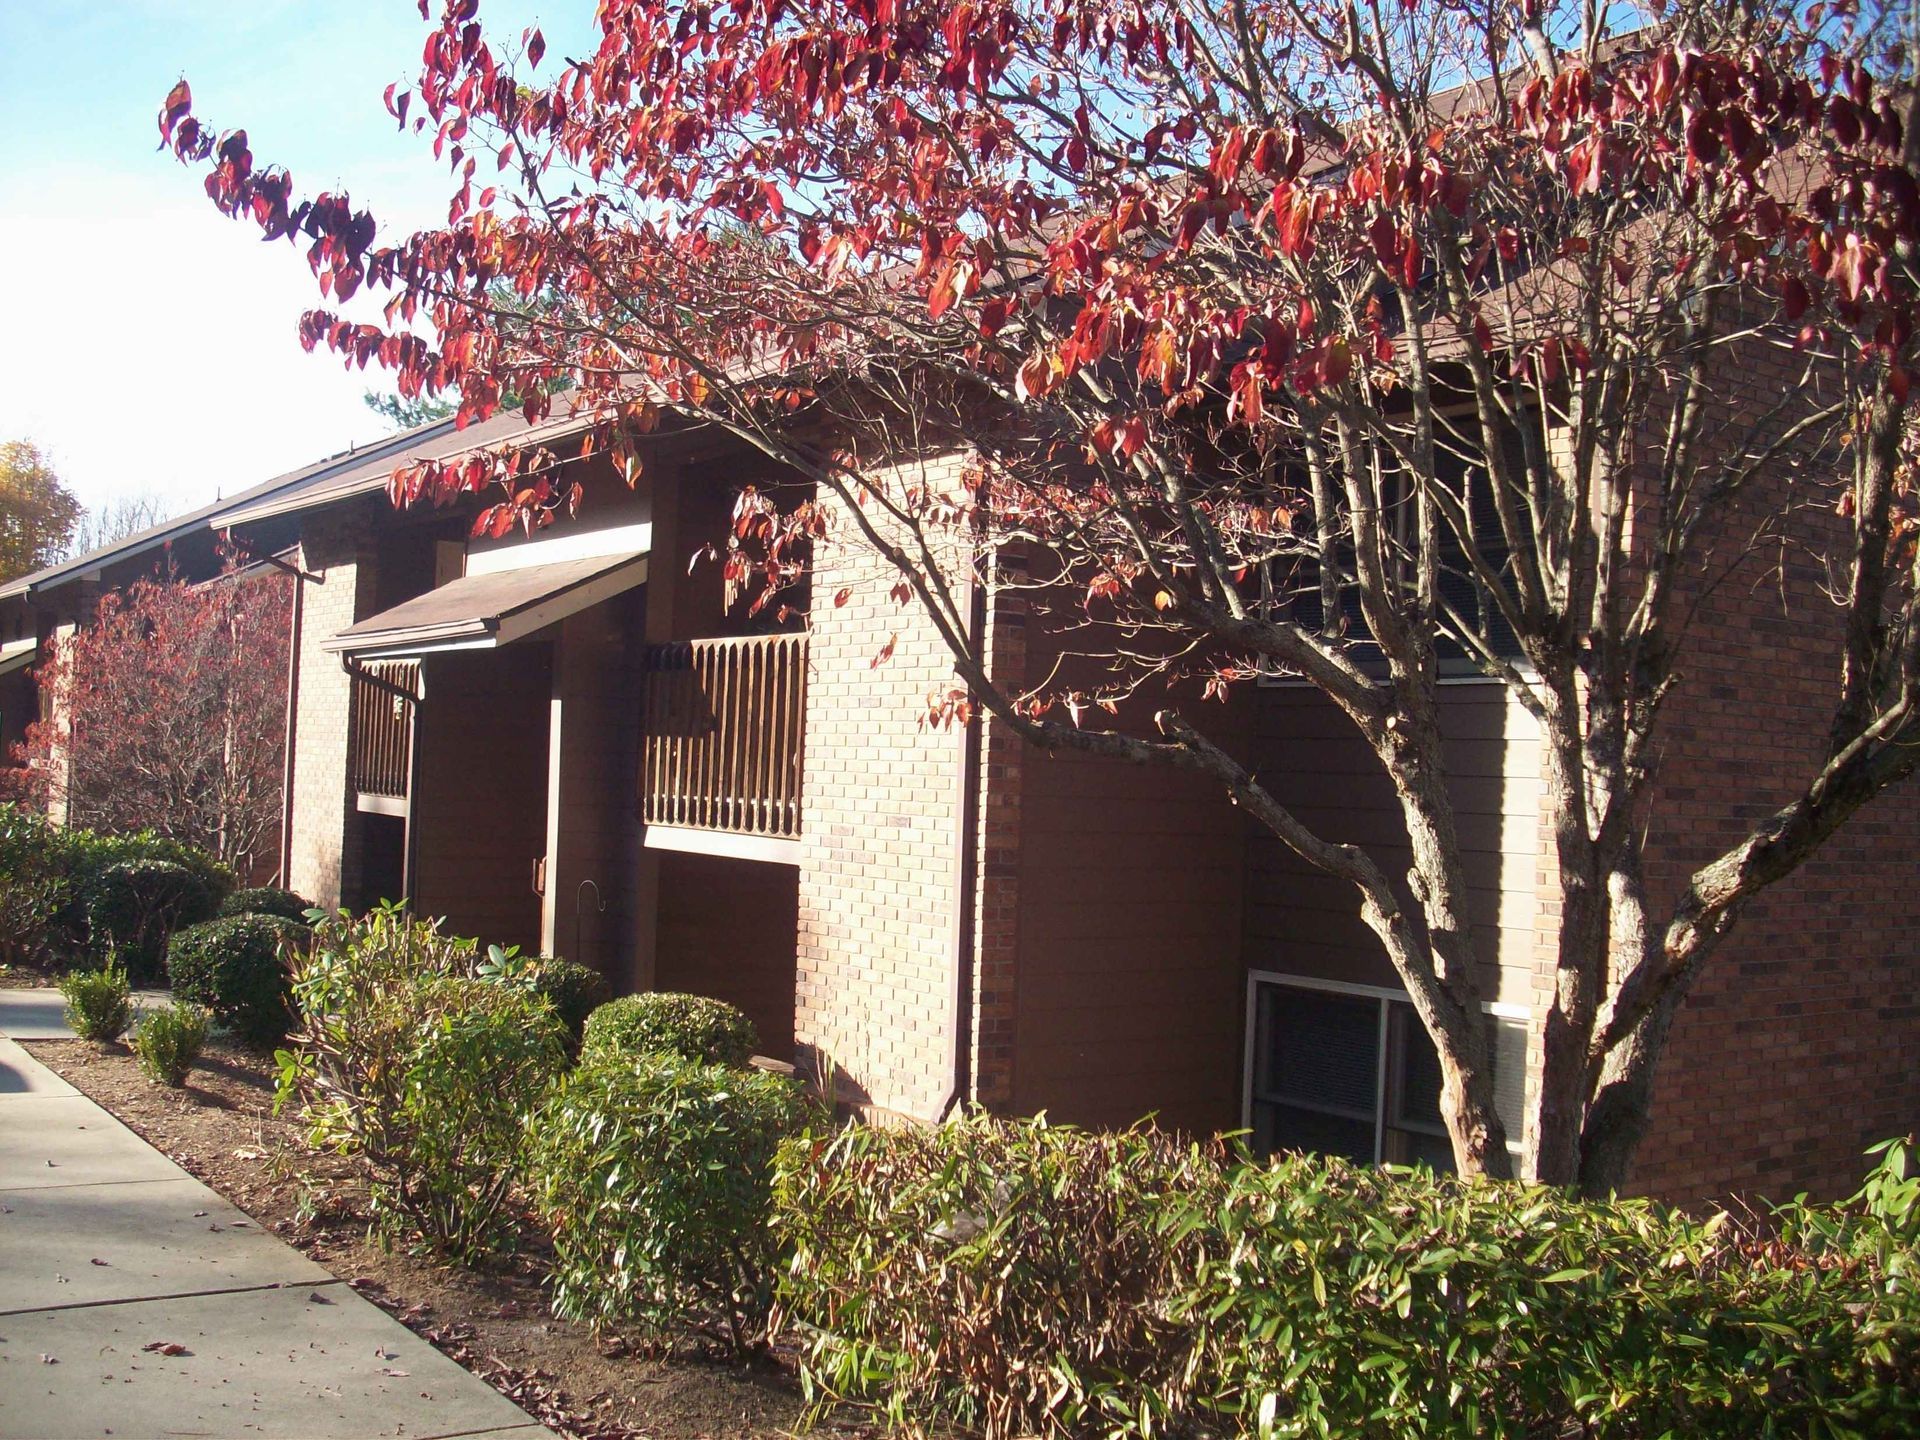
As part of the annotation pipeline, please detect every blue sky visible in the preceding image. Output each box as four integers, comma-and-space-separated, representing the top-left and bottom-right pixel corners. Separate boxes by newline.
0, 2, 590, 518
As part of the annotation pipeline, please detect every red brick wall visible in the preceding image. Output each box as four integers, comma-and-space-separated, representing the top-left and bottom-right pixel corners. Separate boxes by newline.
1625, 346, 1920, 1202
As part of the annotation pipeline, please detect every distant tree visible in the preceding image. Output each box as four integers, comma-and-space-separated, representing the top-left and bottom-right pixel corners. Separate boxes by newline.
363, 388, 455, 430
64, 493, 170, 560
0, 441, 82, 582
6, 565, 292, 875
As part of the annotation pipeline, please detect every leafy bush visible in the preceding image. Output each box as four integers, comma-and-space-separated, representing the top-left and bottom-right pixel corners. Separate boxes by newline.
132, 1002, 208, 1086
83, 857, 225, 981
0, 804, 73, 966
218, 886, 315, 924
581, 992, 758, 1069
278, 908, 563, 1260
476, 944, 608, 1055
59, 960, 132, 1042
169, 914, 308, 1045
774, 1116, 1920, 1440
775, 1114, 1228, 1435
528, 1052, 811, 1352
0, 812, 233, 969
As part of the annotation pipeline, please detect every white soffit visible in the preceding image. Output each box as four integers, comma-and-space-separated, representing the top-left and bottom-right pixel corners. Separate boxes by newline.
0, 638, 39, 678
465, 520, 654, 578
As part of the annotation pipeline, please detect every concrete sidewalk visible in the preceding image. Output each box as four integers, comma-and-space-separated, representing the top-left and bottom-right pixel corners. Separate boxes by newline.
0, 990, 548, 1440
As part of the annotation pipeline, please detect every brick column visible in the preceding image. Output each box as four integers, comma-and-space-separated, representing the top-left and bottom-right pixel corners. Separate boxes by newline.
287, 516, 378, 910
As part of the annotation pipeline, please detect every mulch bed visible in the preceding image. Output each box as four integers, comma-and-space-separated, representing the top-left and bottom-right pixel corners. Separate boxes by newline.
22, 1034, 832, 1440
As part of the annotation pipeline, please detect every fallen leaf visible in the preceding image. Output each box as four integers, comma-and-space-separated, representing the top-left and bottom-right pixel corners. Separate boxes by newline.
38, 1354, 57, 1364
90, 1258, 109, 1267
381, 1367, 411, 1377
141, 1341, 190, 1357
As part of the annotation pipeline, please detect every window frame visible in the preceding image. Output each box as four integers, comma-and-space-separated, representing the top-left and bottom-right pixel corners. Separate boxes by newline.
1241, 969, 1531, 1165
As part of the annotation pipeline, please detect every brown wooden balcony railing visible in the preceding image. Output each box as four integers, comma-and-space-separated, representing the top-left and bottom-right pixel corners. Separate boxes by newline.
641, 634, 806, 840
349, 661, 418, 800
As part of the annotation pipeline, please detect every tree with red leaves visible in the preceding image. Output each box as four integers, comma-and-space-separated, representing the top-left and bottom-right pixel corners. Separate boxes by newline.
7, 568, 291, 876
163, 0, 1920, 1190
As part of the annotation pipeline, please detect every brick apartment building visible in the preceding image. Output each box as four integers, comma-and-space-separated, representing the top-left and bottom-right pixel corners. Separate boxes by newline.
3, 376, 1915, 1205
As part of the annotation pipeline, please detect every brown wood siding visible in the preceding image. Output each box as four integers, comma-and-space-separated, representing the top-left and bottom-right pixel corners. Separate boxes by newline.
1009, 694, 1251, 1133
546, 590, 646, 981
654, 851, 799, 1056
408, 645, 552, 952
1243, 682, 1547, 1009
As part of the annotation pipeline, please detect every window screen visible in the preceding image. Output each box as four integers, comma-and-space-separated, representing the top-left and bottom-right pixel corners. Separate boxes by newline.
1249, 978, 1528, 1171
1250, 985, 1379, 1164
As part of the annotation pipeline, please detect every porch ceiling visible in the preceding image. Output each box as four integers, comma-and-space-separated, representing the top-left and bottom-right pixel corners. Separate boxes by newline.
0, 637, 38, 678
322, 550, 648, 661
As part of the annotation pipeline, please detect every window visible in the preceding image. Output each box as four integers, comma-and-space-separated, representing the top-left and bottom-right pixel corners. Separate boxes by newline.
1243, 972, 1528, 1170
1258, 420, 1531, 676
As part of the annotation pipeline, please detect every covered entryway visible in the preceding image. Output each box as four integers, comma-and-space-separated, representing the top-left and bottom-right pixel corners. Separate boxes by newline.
324, 547, 650, 963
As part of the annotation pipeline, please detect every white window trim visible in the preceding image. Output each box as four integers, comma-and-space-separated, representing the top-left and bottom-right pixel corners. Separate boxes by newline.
1241, 969, 1531, 1161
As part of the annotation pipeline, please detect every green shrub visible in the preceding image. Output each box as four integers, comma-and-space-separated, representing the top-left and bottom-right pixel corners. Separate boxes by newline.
581, 992, 758, 1069
528, 1051, 811, 1352
774, 1114, 1227, 1436
0, 813, 234, 968
0, 804, 73, 966
83, 858, 225, 981
1190, 1152, 1920, 1440
58, 960, 132, 1042
218, 886, 315, 924
169, 914, 307, 1045
475, 945, 608, 1055
773, 1116, 1920, 1440
132, 1002, 209, 1086
279, 907, 563, 1260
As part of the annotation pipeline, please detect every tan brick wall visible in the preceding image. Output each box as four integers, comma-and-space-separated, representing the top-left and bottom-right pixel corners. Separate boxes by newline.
287, 515, 376, 909
795, 455, 974, 1121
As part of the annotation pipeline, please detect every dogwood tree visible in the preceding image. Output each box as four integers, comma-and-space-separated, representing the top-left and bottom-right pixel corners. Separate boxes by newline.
6, 568, 291, 874
161, 0, 1920, 1190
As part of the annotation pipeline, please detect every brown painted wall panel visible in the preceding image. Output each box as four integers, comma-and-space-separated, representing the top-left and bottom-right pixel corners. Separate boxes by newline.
1009, 723, 1250, 1133
1243, 683, 1550, 1015
409, 645, 551, 952
654, 851, 800, 1057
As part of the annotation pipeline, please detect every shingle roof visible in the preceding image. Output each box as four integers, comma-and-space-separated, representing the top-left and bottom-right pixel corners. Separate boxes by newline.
0, 416, 464, 601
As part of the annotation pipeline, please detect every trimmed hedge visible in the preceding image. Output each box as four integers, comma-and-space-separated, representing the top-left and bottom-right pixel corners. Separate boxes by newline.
0, 806, 233, 970
59, 960, 133, 1042
169, 914, 308, 1045
774, 1115, 1920, 1440
528, 1051, 811, 1351
218, 887, 315, 924
581, 992, 758, 1069
0, 805, 69, 966
525, 957, 609, 1052
473, 945, 608, 1054
133, 1002, 208, 1086
85, 859, 223, 981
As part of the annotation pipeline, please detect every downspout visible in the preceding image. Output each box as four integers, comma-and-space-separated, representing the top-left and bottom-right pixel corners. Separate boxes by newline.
937, 570, 988, 1121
